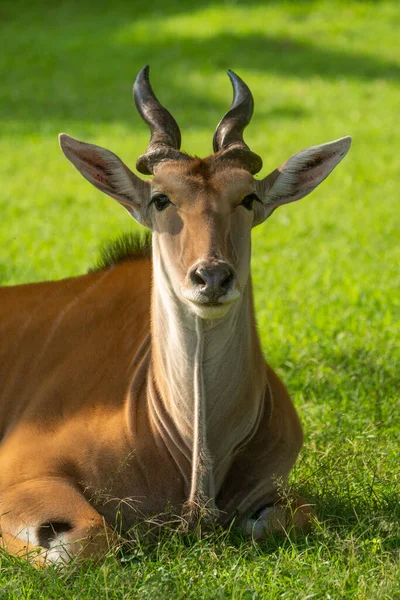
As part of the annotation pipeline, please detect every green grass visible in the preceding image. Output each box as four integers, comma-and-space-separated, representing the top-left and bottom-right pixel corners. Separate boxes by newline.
0, 0, 399, 598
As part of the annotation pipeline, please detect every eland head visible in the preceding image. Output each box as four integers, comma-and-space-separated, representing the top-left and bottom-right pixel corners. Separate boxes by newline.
60, 66, 351, 321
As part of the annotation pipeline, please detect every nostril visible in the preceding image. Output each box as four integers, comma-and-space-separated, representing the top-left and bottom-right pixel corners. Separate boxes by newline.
190, 268, 207, 288
221, 270, 234, 291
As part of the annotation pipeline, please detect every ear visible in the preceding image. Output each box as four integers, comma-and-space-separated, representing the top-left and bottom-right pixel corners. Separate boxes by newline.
254, 136, 351, 224
59, 133, 151, 227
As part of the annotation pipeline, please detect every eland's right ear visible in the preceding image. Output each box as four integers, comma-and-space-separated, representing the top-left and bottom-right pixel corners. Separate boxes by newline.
59, 134, 151, 227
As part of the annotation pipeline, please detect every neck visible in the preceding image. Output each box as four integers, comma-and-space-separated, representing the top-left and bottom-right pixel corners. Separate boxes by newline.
149, 252, 266, 513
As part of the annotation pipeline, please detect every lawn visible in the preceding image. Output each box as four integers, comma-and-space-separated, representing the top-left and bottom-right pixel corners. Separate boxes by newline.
0, 0, 399, 598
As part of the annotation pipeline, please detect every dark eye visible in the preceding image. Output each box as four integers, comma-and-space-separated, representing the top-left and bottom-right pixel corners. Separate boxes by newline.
152, 194, 171, 212
241, 193, 259, 211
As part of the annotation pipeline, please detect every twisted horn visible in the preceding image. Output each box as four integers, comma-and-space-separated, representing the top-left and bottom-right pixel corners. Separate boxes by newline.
213, 70, 263, 174
133, 65, 190, 175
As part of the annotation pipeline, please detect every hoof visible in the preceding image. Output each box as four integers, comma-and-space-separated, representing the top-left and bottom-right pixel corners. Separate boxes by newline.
244, 496, 313, 540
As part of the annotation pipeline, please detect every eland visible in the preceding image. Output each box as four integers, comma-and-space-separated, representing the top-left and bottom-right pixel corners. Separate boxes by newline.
0, 67, 351, 564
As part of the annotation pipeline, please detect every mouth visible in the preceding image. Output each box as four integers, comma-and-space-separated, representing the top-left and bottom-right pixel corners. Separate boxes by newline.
181, 288, 241, 319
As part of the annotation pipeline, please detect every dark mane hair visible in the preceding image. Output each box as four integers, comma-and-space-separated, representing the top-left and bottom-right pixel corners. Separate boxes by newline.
89, 230, 152, 273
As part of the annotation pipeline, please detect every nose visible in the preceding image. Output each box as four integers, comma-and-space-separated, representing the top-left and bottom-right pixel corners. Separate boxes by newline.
189, 260, 235, 302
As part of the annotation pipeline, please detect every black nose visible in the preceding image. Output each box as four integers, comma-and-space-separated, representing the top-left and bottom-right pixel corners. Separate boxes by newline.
189, 260, 235, 302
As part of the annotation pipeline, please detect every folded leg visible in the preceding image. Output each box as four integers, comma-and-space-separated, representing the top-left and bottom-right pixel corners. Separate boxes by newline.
0, 477, 115, 566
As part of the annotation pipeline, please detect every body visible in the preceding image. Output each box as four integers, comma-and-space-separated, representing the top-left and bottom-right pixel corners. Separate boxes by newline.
0, 252, 301, 551
0, 67, 350, 564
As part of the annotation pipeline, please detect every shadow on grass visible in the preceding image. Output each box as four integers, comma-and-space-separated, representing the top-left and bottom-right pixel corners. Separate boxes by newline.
0, 0, 399, 136
297, 486, 400, 552
115, 484, 399, 569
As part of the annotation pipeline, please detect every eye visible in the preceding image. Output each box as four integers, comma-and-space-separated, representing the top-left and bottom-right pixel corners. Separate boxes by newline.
241, 193, 259, 211
152, 194, 171, 212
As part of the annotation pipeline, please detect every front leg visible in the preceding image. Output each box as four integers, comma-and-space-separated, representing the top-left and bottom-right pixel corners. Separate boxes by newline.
0, 477, 115, 566
218, 366, 311, 537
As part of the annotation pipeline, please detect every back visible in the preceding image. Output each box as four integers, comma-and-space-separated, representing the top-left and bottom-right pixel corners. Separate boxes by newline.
0, 258, 152, 439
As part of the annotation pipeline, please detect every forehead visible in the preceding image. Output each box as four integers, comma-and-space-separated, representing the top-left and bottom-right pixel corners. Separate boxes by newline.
151, 159, 255, 199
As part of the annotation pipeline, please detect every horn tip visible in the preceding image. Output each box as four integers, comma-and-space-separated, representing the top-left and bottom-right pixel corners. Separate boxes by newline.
226, 69, 248, 97
226, 69, 240, 83
136, 65, 150, 83
133, 65, 151, 102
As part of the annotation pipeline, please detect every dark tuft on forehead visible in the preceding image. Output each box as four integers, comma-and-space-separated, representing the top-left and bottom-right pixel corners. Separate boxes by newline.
170, 153, 253, 179
182, 157, 216, 180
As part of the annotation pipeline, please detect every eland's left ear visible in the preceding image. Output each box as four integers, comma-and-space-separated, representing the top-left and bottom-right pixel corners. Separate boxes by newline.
255, 136, 351, 224
59, 133, 151, 227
